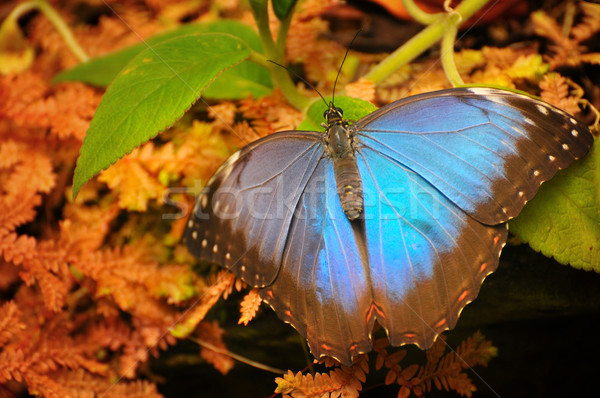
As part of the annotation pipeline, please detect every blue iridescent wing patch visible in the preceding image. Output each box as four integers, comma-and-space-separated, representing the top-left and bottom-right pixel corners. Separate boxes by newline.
185, 131, 323, 287
260, 158, 373, 365
354, 88, 593, 224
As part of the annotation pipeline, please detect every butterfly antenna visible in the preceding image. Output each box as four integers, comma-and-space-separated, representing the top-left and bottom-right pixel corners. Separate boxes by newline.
332, 29, 362, 106
267, 60, 328, 108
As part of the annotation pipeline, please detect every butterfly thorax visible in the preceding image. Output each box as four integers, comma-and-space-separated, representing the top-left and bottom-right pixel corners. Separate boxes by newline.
325, 106, 364, 221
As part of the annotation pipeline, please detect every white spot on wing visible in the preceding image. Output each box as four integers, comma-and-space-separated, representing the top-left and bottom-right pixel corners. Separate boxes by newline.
571, 129, 579, 137
201, 194, 208, 209
562, 143, 570, 151
188, 220, 194, 228
192, 231, 198, 239
201, 239, 208, 248
548, 155, 556, 161
570, 117, 577, 125
533, 170, 540, 177
212, 244, 218, 253
536, 104, 549, 115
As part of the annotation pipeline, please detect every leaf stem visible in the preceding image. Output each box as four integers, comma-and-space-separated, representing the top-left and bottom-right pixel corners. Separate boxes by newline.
191, 337, 286, 374
440, 13, 464, 87
248, 51, 310, 109
401, 0, 440, 25
248, 0, 310, 110
364, 0, 489, 84
5, 0, 89, 62
275, 4, 294, 58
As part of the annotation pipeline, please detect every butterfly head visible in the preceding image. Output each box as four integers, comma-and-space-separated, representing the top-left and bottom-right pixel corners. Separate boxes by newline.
324, 103, 344, 126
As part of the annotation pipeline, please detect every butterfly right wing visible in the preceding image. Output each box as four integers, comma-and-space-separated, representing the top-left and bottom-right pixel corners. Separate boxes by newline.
184, 131, 324, 287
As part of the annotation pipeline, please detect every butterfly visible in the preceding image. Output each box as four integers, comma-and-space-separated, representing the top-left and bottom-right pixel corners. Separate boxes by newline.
184, 87, 593, 365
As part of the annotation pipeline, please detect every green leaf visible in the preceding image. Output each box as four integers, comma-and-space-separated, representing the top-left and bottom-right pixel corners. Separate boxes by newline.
297, 96, 377, 132
53, 20, 272, 99
72, 33, 251, 197
272, 0, 297, 20
509, 138, 600, 271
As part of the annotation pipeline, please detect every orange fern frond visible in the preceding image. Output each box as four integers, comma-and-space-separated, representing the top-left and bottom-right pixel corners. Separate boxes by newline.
59, 203, 120, 255
532, 4, 600, 69
208, 102, 237, 132
276, 355, 369, 398
0, 301, 25, 347
413, 333, 497, 397
531, 10, 571, 48
170, 270, 238, 338
539, 73, 582, 116
99, 149, 168, 212
0, 72, 48, 128
52, 368, 163, 398
570, 2, 600, 42
454, 331, 498, 368
0, 228, 71, 312
0, 290, 109, 395
197, 321, 235, 375
238, 90, 303, 137
0, 192, 42, 232
345, 78, 376, 103
238, 288, 262, 325
373, 332, 496, 397
0, 140, 56, 231
47, 83, 101, 141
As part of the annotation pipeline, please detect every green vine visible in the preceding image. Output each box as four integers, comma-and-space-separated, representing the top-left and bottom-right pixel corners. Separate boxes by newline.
1, 0, 89, 63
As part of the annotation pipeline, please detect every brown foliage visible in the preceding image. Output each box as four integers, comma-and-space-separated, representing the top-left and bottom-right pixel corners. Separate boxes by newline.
532, 3, 600, 68
0, 3, 249, 396
238, 288, 262, 326
276, 332, 496, 398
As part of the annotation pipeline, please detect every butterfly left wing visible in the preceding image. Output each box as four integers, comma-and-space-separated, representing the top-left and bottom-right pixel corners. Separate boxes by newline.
184, 131, 323, 287
354, 87, 593, 225
260, 157, 374, 365
357, 146, 507, 350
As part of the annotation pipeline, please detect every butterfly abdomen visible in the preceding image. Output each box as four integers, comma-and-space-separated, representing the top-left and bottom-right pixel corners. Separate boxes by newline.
327, 122, 364, 220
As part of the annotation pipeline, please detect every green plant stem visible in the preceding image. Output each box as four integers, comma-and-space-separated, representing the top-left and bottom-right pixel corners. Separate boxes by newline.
275, 5, 294, 57
248, 0, 309, 110
5, 0, 89, 62
250, 0, 278, 61
440, 14, 464, 87
364, 0, 489, 84
401, 0, 440, 25
248, 51, 310, 109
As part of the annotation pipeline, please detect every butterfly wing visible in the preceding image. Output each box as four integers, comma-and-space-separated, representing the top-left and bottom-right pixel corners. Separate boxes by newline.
260, 157, 373, 365
354, 87, 593, 225
357, 146, 507, 349
184, 131, 323, 287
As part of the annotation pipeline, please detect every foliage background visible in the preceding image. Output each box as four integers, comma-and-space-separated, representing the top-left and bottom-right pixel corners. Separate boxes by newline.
0, 0, 599, 397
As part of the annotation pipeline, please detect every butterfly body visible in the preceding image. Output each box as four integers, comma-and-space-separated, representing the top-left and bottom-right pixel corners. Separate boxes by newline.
184, 87, 593, 365
325, 105, 364, 220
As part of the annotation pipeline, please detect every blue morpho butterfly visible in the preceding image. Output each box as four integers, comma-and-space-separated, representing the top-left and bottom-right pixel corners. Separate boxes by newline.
184, 86, 593, 365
